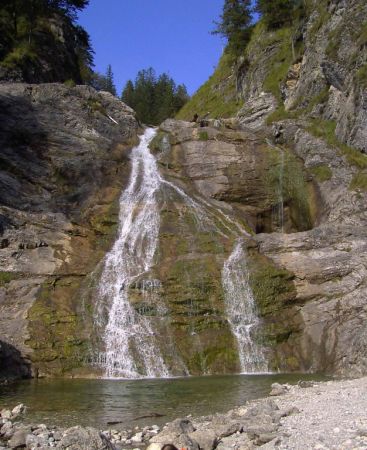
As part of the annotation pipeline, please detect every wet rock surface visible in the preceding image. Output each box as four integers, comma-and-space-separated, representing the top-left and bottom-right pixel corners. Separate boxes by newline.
1, 377, 366, 449
155, 118, 367, 376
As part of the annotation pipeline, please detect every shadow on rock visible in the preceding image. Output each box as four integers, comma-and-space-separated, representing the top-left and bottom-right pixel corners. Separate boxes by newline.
0, 340, 32, 383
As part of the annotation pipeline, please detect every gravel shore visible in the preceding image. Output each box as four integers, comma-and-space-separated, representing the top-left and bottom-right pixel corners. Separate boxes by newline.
1, 376, 367, 449
262, 376, 367, 450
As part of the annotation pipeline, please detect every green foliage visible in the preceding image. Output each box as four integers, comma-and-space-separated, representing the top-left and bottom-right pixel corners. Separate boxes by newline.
356, 64, 367, 88
266, 105, 298, 124
198, 131, 209, 141
0, 272, 18, 287
307, 119, 367, 170
213, 0, 253, 56
263, 27, 294, 101
121, 68, 189, 125
308, 2, 330, 37
310, 164, 333, 182
86, 98, 107, 116
349, 172, 367, 192
357, 22, 367, 47
256, 0, 303, 29
64, 78, 76, 88
176, 52, 242, 120
0, 0, 93, 83
265, 146, 313, 230
90, 65, 117, 96
104, 64, 117, 96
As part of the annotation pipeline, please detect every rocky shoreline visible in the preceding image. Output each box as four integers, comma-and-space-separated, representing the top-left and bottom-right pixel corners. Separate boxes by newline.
1, 377, 367, 449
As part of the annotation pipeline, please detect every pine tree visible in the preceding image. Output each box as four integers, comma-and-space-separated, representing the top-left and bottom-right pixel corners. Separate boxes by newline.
121, 80, 135, 107
120, 69, 189, 125
104, 64, 117, 96
256, 0, 297, 29
0, 0, 93, 81
213, 0, 253, 56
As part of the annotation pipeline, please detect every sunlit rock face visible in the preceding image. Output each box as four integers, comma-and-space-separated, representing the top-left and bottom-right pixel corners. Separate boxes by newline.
149, 119, 367, 377
0, 83, 366, 379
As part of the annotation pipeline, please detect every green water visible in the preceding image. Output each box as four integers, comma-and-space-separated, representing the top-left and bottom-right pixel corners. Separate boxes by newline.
0, 373, 327, 430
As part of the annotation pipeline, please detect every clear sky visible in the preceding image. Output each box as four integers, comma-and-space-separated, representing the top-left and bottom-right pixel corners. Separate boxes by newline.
78, 0, 225, 96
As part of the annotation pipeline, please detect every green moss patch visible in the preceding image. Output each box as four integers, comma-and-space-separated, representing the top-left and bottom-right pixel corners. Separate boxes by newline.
349, 172, 367, 191
87, 98, 107, 116
249, 256, 296, 316
27, 277, 88, 375
307, 119, 367, 170
264, 145, 314, 230
356, 64, 367, 88
187, 344, 238, 374
198, 131, 209, 141
310, 164, 332, 182
0, 272, 19, 287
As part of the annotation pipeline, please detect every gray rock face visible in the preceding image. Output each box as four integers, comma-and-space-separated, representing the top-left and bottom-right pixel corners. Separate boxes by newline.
237, 93, 277, 130
157, 118, 367, 376
231, 0, 367, 153
0, 83, 138, 377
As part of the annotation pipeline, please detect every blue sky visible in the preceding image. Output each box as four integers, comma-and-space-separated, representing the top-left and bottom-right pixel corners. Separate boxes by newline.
78, 0, 225, 96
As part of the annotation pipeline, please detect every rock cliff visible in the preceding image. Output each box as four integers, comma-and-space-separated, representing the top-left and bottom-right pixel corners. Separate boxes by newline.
0, 83, 138, 377
172, 0, 367, 376
149, 118, 366, 376
1, 0, 367, 379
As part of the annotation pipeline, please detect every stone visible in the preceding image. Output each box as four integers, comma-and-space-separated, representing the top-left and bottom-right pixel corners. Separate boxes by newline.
26, 433, 50, 448
0, 409, 12, 420
146, 443, 162, 450
270, 383, 290, 396
130, 431, 143, 443
11, 404, 26, 419
216, 432, 252, 450
8, 428, 29, 448
58, 426, 115, 450
298, 381, 315, 388
0, 420, 14, 439
189, 429, 217, 450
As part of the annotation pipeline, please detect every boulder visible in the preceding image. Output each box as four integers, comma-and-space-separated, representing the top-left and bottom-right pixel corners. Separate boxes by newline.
57, 426, 115, 450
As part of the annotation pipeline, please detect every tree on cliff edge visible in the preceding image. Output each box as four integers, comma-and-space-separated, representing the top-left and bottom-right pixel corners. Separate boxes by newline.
256, 0, 301, 29
213, 0, 253, 56
0, 0, 93, 83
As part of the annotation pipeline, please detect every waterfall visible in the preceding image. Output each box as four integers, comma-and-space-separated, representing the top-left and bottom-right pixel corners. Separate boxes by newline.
95, 128, 169, 378
276, 147, 285, 233
95, 128, 267, 378
267, 139, 285, 232
222, 240, 267, 373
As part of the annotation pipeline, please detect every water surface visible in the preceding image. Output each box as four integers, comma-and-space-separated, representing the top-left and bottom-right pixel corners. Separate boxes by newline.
0, 373, 327, 430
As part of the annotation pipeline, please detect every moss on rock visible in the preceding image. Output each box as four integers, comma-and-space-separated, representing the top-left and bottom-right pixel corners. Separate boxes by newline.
26, 277, 89, 375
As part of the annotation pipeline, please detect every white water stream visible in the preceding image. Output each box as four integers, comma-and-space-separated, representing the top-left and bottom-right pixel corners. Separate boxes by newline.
96, 128, 267, 377
222, 240, 267, 372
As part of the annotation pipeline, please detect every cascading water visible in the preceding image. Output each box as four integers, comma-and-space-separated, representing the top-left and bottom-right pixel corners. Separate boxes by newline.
95, 128, 268, 378
222, 240, 267, 373
95, 128, 169, 378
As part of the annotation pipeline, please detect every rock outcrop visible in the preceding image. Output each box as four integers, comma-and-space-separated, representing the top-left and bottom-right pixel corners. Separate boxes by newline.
0, 83, 138, 377
171, 0, 367, 376
151, 118, 367, 376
